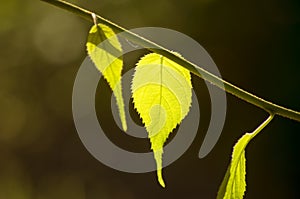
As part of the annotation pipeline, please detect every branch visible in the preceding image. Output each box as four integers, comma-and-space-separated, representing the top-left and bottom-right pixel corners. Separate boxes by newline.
41, 0, 300, 122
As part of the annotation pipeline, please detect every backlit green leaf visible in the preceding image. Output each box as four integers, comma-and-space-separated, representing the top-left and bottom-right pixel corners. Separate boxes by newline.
86, 23, 127, 131
217, 133, 252, 199
131, 53, 192, 187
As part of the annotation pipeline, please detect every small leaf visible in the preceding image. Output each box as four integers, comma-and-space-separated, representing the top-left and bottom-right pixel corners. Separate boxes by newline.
131, 53, 192, 187
217, 133, 252, 199
86, 23, 127, 131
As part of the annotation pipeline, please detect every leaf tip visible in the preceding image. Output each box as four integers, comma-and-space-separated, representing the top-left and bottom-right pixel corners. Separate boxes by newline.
154, 149, 166, 188
122, 120, 127, 132
157, 169, 166, 188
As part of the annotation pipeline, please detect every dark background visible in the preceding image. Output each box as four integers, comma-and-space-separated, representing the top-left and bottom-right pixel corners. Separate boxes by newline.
0, 0, 299, 198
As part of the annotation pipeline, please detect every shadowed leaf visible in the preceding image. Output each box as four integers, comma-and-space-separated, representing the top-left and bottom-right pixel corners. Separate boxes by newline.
86, 23, 127, 131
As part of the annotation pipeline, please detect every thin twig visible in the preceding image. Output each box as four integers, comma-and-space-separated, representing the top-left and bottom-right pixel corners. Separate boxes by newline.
41, 0, 300, 122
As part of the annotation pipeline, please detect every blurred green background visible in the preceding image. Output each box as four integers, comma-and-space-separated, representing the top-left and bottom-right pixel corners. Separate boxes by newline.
0, 0, 299, 198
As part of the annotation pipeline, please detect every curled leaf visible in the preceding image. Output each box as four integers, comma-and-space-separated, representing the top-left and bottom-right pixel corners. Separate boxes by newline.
217, 133, 251, 199
86, 23, 127, 131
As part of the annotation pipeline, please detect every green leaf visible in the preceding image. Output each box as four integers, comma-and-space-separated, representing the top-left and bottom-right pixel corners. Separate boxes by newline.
131, 53, 192, 187
217, 133, 253, 199
218, 115, 274, 199
86, 23, 127, 131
